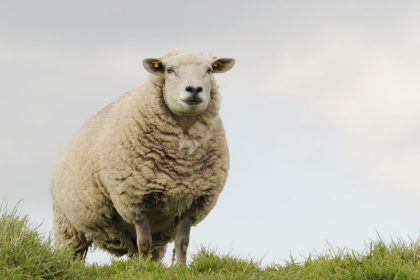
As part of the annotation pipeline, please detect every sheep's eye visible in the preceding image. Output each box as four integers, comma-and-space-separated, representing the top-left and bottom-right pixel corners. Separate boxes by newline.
166, 67, 174, 74
207, 67, 212, 74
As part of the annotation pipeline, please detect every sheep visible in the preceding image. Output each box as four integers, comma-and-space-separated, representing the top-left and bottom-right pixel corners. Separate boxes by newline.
50, 49, 235, 264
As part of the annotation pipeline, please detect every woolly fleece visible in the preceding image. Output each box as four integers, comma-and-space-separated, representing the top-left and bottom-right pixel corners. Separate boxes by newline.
51, 50, 229, 258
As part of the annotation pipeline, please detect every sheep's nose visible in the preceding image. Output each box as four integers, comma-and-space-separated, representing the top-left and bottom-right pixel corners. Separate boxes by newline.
183, 86, 203, 105
185, 86, 203, 95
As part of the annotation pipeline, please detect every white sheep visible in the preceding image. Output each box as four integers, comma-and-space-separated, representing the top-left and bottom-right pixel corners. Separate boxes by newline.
50, 49, 235, 264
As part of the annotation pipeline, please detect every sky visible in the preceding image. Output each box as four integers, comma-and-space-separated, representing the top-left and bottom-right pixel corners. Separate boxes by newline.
1, 0, 420, 266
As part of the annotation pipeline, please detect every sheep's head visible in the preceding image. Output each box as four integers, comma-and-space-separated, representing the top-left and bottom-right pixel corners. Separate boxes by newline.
143, 50, 235, 116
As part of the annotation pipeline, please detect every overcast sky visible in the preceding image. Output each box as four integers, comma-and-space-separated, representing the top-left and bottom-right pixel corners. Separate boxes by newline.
1, 0, 420, 265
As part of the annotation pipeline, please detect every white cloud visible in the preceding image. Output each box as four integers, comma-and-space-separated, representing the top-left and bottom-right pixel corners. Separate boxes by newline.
267, 24, 420, 195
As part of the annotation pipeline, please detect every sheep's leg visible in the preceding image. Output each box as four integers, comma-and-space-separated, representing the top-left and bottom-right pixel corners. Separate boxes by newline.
134, 214, 152, 258
151, 245, 167, 262
174, 216, 191, 265
53, 207, 91, 261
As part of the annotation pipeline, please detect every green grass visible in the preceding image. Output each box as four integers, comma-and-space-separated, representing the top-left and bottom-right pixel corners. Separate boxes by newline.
1, 206, 420, 279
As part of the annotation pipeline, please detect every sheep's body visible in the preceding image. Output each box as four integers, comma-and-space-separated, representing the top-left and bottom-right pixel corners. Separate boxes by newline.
51, 51, 231, 261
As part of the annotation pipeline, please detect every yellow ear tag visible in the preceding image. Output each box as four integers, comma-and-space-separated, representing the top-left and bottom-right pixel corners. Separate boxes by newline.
153, 61, 160, 68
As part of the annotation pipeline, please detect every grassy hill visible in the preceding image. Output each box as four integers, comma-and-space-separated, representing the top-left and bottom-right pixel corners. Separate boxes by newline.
1, 207, 420, 279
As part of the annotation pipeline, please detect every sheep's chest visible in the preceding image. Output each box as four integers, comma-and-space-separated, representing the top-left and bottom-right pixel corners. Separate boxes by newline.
140, 145, 221, 217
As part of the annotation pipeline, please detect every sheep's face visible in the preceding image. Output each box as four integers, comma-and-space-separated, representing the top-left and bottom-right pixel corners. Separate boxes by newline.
143, 51, 234, 116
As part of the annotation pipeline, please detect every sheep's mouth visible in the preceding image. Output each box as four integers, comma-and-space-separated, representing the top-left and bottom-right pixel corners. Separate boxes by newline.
182, 98, 203, 105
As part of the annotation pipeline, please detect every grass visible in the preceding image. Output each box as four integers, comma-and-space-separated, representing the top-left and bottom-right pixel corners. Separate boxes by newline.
1, 206, 420, 279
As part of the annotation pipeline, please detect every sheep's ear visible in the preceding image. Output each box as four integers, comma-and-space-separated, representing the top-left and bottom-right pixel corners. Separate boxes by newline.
212, 58, 235, 73
143, 58, 164, 74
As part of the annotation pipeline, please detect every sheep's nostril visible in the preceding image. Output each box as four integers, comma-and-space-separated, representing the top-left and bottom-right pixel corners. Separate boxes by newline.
185, 86, 194, 93
185, 86, 203, 94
